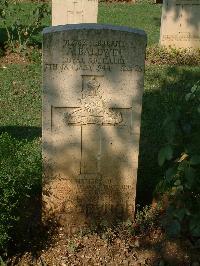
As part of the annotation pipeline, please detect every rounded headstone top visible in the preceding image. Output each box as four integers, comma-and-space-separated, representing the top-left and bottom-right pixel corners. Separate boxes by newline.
43, 23, 147, 40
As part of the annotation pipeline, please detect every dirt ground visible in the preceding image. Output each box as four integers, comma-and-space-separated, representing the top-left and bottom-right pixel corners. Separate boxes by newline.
5, 221, 200, 266
0, 52, 28, 66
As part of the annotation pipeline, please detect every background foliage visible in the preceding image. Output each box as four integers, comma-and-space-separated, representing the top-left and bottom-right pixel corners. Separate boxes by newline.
156, 82, 200, 238
0, 0, 199, 255
0, 0, 50, 53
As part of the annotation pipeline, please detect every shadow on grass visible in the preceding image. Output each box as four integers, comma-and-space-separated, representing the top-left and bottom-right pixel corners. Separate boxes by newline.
0, 126, 41, 141
153, 17, 161, 28
8, 210, 60, 265
0, 28, 7, 47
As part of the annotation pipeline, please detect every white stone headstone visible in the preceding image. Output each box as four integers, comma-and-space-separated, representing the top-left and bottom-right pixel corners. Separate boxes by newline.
52, 0, 98, 26
42, 24, 147, 233
160, 0, 200, 49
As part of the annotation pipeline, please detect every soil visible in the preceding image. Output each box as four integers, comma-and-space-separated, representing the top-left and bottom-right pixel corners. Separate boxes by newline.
5, 221, 200, 266
0, 53, 28, 66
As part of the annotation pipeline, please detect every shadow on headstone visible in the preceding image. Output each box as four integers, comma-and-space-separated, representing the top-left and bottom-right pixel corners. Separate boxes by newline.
42, 24, 147, 234
160, 0, 200, 49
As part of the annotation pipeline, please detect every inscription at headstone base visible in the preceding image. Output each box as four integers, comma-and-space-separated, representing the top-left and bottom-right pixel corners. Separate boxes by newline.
42, 24, 147, 233
160, 0, 200, 49
52, 0, 98, 26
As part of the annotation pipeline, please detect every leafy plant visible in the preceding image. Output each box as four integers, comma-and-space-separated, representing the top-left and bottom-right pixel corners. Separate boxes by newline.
133, 204, 161, 234
157, 82, 200, 238
67, 240, 79, 253
0, 256, 6, 266
0, 0, 49, 53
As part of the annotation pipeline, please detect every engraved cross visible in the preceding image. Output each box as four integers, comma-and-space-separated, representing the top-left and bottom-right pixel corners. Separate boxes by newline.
67, 0, 84, 24
51, 75, 130, 177
64, 75, 123, 176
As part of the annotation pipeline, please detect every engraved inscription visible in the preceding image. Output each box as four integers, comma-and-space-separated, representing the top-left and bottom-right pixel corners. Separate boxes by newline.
44, 39, 144, 73
43, 176, 135, 218
162, 33, 200, 41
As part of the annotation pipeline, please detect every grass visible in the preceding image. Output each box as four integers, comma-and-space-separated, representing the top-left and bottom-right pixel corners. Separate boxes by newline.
0, 64, 41, 127
0, 133, 41, 250
0, 64, 42, 251
99, 3, 161, 45
0, 2, 161, 47
0, 0, 199, 253
0, 3, 50, 46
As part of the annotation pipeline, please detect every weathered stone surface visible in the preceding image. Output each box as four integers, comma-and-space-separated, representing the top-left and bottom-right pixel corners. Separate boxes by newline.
52, 0, 98, 26
42, 24, 147, 233
160, 0, 200, 49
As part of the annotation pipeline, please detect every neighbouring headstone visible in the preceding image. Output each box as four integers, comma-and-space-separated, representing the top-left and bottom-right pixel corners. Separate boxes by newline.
160, 0, 200, 49
43, 24, 147, 233
52, 0, 98, 26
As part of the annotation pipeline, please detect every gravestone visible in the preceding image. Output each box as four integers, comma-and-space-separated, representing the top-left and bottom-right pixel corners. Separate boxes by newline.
160, 0, 200, 49
52, 0, 98, 26
43, 24, 147, 233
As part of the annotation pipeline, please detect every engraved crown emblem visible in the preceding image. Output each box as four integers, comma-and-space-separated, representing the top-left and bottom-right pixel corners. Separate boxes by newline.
87, 78, 100, 90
